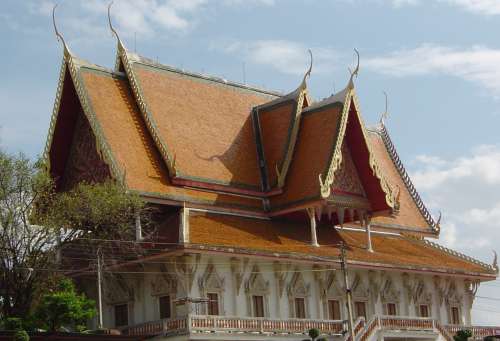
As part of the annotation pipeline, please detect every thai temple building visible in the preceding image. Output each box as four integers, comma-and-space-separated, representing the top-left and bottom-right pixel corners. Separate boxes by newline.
44, 8, 500, 341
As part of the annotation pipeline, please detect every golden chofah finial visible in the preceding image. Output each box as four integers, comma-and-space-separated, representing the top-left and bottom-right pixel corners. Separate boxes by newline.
300, 49, 313, 87
52, 4, 70, 54
108, 1, 123, 45
380, 91, 389, 125
348, 48, 360, 83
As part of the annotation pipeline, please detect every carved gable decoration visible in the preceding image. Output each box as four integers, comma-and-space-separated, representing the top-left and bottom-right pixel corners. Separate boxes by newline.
151, 270, 177, 296
61, 112, 111, 190
245, 265, 269, 294
352, 274, 369, 299
287, 271, 310, 297
445, 281, 463, 306
381, 277, 400, 303
414, 280, 432, 304
324, 272, 343, 298
104, 275, 134, 304
198, 262, 225, 293
332, 143, 366, 197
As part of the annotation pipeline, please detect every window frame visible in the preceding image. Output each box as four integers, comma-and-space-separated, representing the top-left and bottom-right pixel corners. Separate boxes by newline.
354, 301, 367, 320
418, 304, 430, 318
450, 306, 461, 325
386, 302, 398, 316
327, 299, 342, 320
294, 297, 307, 319
207, 292, 220, 316
158, 295, 172, 320
114, 303, 129, 327
252, 295, 265, 318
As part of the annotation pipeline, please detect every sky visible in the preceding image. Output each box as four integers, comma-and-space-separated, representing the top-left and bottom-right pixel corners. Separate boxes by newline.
2, 0, 500, 325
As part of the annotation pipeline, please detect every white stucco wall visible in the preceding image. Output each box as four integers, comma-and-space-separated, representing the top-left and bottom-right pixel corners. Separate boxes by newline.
92, 253, 473, 329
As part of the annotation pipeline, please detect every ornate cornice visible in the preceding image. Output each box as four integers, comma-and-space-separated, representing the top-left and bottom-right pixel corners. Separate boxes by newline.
43, 58, 67, 167
318, 87, 397, 212
409, 235, 497, 274
275, 87, 307, 188
117, 44, 177, 178
375, 124, 439, 234
43, 52, 123, 183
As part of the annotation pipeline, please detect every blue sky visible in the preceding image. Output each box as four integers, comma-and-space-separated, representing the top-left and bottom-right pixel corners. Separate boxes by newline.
2, 0, 500, 324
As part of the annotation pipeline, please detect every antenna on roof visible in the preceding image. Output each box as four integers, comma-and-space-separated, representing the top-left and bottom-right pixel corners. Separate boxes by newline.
52, 4, 70, 54
348, 48, 360, 83
380, 91, 389, 125
108, 1, 123, 46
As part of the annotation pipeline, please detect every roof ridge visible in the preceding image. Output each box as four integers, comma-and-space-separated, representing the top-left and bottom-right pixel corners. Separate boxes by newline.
126, 51, 282, 97
377, 124, 439, 234
408, 235, 496, 273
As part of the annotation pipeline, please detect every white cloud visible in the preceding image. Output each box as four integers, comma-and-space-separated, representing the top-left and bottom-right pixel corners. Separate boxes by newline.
220, 40, 339, 76
410, 145, 500, 260
441, 0, 500, 15
365, 44, 500, 96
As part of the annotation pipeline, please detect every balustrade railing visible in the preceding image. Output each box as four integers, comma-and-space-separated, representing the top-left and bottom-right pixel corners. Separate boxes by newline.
121, 314, 500, 340
445, 325, 500, 339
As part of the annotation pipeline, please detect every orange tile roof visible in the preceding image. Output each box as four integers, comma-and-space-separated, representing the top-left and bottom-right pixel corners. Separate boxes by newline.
257, 101, 296, 188
47, 52, 441, 235
270, 104, 343, 208
129, 60, 276, 190
367, 127, 436, 233
78, 67, 262, 211
188, 211, 495, 277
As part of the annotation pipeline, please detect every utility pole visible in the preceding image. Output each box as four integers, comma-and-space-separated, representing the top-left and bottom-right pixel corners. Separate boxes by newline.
340, 242, 356, 341
97, 247, 103, 329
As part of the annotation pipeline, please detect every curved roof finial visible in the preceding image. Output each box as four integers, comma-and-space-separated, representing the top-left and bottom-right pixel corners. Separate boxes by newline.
108, 1, 123, 45
435, 211, 442, 228
52, 4, 70, 54
300, 49, 313, 88
380, 91, 389, 125
348, 48, 360, 82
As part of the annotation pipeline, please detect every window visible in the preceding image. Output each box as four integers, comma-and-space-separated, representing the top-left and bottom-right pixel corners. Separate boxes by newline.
419, 304, 429, 318
386, 303, 397, 316
354, 301, 367, 320
252, 295, 265, 317
295, 297, 306, 319
159, 295, 171, 319
114, 304, 128, 327
451, 307, 461, 324
207, 293, 219, 316
328, 300, 341, 320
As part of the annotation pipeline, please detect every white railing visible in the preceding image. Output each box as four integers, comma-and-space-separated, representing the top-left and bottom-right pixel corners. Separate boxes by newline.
445, 325, 500, 339
122, 314, 500, 340
190, 315, 345, 335
123, 314, 345, 337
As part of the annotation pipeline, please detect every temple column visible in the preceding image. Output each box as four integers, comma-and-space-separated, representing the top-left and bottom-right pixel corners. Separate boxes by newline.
364, 214, 373, 252
307, 207, 319, 247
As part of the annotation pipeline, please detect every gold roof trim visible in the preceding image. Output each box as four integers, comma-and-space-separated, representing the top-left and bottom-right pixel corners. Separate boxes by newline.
275, 50, 313, 188
318, 86, 398, 212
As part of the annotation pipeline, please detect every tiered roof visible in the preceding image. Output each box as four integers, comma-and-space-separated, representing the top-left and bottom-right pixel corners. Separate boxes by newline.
44, 31, 496, 278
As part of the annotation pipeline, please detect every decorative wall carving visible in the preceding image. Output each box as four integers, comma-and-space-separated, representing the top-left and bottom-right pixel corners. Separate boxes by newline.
174, 254, 200, 295
332, 143, 366, 196
61, 112, 111, 190
230, 257, 248, 296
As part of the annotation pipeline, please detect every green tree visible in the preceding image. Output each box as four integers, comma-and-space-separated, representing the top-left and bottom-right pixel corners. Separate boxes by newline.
0, 150, 149, 322
34, 278, 95, 332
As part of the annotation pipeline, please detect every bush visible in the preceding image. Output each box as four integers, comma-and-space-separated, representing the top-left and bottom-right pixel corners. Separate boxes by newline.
4, 318, 23, 331
308, 328, 320, 340
13, 330, 29, 341
454, 329, 473, 341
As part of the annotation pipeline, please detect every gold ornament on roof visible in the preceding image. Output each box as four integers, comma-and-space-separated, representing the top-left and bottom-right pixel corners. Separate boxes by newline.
52, 4, 70, 54
380, 91, 389, 125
